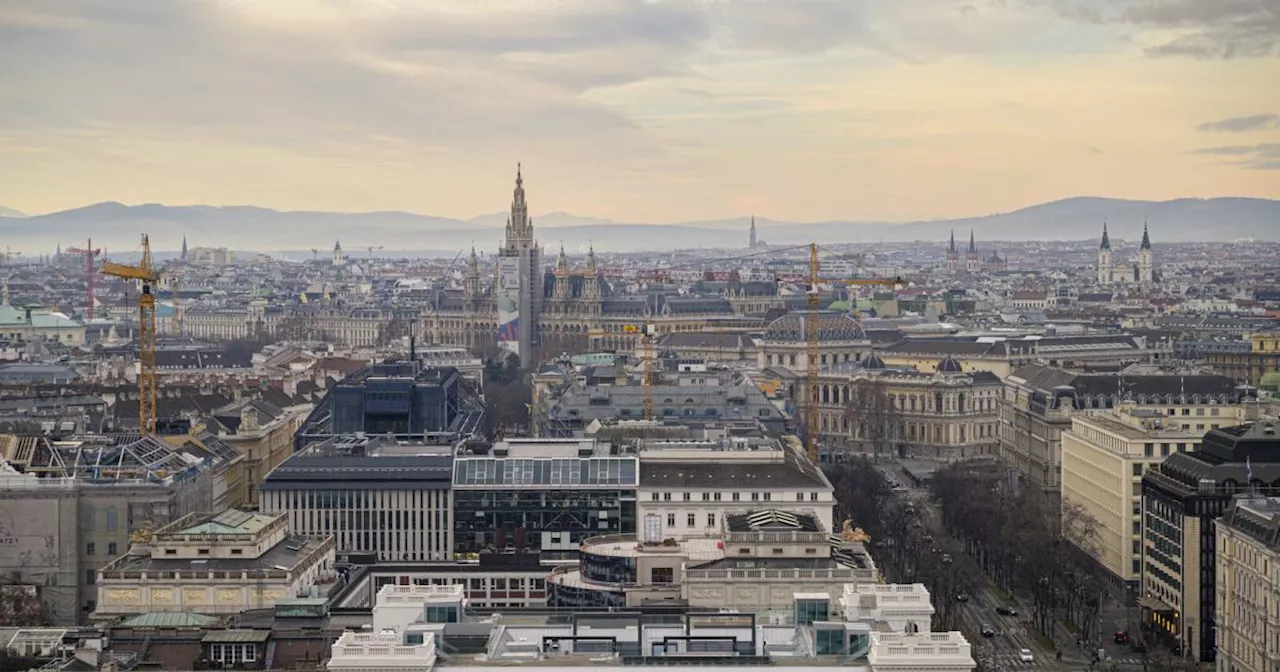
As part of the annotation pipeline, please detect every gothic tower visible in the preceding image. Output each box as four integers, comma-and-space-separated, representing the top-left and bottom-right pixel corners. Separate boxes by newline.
1097, 222, 1112, 285
181, 235, 188, 263
1138, 221, 1153, 286
582, 244, 601, 303
464, 246, 480, 307
965, 230, 980, 273
947, 230, 959, 275
749, 216, 757, 250
332, 240, 344, 266
553, 245, 572, 300
497, 163, 542, 365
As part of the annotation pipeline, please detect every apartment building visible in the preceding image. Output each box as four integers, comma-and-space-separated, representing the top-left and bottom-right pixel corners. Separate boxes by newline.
1216, 495, 1280, 672
1061, 402, 1252, 598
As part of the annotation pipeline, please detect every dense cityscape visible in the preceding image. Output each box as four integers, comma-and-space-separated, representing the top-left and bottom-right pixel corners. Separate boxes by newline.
0, 166, 1277, 672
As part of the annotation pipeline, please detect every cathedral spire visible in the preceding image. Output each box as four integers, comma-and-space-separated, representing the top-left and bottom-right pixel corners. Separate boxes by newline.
587, 243, 596, 273
968, 229, 976, 254
749, 216, 757, 249
181, 235, 188, 262
1100, 221, 1111, 251
1140, 221, 1151, 250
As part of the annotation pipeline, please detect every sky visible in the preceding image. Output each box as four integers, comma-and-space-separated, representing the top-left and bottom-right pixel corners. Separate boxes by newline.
0, 0, 1277, 223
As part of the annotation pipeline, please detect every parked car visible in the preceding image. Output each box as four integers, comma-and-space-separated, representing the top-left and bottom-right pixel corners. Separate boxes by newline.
980, 625, 995, 638
1114, 631, 1130, 645
955, 593, 969, 603
996, 606, 1018, 616
1018, 648, 1034, 663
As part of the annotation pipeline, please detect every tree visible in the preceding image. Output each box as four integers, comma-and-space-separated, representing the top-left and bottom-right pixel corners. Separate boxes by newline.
275, 315, 329, 342
0, 583, 47, 627
376, 317, 411, 347
483, 355, 530, 435
842, 377, 903, 460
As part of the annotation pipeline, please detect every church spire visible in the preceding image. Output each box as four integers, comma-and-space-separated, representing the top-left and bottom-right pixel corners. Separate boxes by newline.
749, 216, 757, 249
587, 243, 597, 273
1100, 221, 1111, 250
968, 229, 976, 254
1140, 221, 1151, 250
181, 235, 188, 262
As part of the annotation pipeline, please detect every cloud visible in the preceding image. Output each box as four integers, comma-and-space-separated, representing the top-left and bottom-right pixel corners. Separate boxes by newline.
1197, 113, 1280, 132
1189, 143, 1280, 169
1042, 0, 1280, 59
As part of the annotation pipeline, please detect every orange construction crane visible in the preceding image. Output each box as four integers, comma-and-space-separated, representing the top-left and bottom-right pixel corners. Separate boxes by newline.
101, 235, 160, 434
804, 242, 902, 464
65, 238, 102, 320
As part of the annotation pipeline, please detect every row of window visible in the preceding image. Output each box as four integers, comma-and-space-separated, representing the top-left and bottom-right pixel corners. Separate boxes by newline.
85, 542, 118, 556
650, 491, 822, 503
665, 513, 717, 528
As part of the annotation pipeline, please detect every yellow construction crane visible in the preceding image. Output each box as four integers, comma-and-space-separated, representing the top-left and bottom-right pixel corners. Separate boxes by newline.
804, 242, 901, 464
102, 235, 160, 434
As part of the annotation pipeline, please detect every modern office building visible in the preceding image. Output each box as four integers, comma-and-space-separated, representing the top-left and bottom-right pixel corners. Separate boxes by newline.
93, 510, 336, 619
294, 360, 486, 450
1061, 402, 1256, 598
1140, 421, 1280, 663
635, 437, 836, 537
0, 434, 237, 624
451, 441, 638, 558
1215, 495, 1280, 672
1001, 363, 1250, 491
259, 434, 454, 562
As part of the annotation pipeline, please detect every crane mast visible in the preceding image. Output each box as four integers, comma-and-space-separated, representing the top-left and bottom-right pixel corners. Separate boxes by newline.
804, 242, 901, 464
101, 235, 160, 434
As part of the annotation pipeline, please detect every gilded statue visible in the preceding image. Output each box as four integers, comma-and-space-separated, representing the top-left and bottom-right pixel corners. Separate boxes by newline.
841, 519, 871, 543
129, 520, 154, 544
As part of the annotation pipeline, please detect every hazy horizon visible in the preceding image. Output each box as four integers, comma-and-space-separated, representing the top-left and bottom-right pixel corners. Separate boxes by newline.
1, 1, 1277, 223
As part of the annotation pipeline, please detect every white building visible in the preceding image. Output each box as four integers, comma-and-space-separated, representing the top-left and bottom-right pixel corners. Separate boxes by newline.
636, 437, 836, 538
325, 580, 974, 672
93, 510, 335, 618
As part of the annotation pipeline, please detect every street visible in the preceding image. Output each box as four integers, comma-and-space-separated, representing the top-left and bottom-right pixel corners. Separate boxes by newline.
873, 460, 1166, 670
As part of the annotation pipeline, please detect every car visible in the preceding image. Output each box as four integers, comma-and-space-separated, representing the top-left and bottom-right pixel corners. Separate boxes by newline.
1018, 648, 1034, 663
1130, 641, 1147, 654
980, 625, 995, 638
1114, 631, 1130, 645
955, 593, 969, 603
892, 485, 909, 493
996, 606, 1018, 616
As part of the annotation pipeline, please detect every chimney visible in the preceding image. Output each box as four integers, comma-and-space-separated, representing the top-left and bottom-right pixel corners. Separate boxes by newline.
240, 405, 260, 433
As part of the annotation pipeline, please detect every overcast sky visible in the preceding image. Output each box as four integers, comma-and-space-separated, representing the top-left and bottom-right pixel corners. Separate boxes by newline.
1, 0, 1276, 223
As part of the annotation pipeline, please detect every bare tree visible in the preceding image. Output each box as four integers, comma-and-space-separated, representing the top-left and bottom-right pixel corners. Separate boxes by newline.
275, 315, 329, 342
842, 377, 903, 460
0, 583, 47, 627
376, 317, 411, 346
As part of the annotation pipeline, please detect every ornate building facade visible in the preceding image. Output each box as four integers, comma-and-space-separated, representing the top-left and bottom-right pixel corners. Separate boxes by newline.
1098, 222, 1155, 287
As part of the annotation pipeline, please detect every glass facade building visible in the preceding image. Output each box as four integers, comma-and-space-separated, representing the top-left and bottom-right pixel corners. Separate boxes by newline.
452, 457, 638, 557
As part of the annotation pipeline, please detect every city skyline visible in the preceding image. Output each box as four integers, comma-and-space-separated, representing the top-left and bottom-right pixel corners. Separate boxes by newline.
1, 1, 1277, 223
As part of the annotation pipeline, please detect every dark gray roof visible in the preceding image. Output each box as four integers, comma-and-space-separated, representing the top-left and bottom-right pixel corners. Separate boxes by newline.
657, 332, 754, 349
640, 449, 828, 490
260, 454, 453, 490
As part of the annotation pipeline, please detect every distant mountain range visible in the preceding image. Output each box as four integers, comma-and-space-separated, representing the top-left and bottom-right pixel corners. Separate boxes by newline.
1, 196, 1275, 255
0, 205, 25, 218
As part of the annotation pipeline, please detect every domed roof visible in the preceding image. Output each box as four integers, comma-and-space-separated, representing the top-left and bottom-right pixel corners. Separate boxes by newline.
936, 356, 963, 373
863, 354, 886, 370
764, 311, 865, 342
